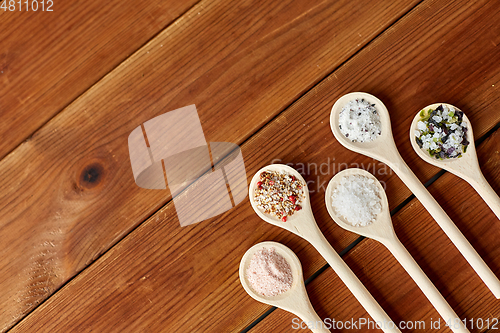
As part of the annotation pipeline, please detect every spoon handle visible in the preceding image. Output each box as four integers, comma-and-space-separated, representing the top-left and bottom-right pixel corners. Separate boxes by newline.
385, 238, 469, 333
468, 170, 500, 221
303, 225, 401, 333
391, 158, 500, 299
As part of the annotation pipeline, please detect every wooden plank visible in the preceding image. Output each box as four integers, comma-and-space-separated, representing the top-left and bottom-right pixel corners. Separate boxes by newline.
247, 128, 500, 332
0, 0, 419, 331
9, 0, 500, 331
0, 0, 200, 160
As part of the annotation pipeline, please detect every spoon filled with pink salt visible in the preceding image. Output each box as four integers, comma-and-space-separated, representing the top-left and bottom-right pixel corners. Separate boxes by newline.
249, 164, 401, 333
240, 241, 330, 333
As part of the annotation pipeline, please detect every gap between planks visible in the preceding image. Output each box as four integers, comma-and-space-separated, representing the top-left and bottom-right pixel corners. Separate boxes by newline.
6, 0, 429, 329
239, 119, 500, 333
5, 1, 425, 330
0, 0, 206, 330
10, 0, 491, 330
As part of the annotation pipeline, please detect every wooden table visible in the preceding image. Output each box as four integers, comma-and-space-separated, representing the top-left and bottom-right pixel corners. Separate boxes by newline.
1, 0, 500, 332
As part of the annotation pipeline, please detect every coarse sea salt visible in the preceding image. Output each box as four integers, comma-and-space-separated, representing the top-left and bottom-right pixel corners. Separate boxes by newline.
339, 98, 382, 142
246, 247, 293, 297
331, 175, 382, 227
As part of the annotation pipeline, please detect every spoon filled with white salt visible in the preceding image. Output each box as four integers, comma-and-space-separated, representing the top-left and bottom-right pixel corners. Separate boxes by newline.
410, 103, 500, 220
240, 241, 330, 333
325, 168, 469, 333
330, 92, 500, 299
249, 164, 401, 333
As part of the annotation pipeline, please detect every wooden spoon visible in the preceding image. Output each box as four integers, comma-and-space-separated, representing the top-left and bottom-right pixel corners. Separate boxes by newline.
410, 103, 500, 220
240, 241, 330, 333
325, 168, 469, 333
330, 92, 500, 298
249, 164, 401, 333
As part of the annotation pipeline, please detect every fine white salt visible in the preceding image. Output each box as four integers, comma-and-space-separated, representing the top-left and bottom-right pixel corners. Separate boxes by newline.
246, 247, 293, 297
331, 174, 382, 227
338, 98, 382, 142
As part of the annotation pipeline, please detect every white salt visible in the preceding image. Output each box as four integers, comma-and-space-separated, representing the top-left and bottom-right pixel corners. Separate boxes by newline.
338, 99, 382, 142
331, 174, 382, 227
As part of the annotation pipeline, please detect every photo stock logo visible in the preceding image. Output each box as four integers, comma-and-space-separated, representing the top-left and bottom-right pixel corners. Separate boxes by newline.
128, 105, 247, 227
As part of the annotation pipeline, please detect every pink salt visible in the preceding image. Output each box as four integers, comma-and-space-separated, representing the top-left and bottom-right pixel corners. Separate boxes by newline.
246, 247, 293, 297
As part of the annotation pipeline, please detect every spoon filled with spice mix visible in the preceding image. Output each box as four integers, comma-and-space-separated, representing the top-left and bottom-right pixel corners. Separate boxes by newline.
249, 164, 401, 333
330, 92, 500, 298
410, 103, 500, 220
325, 168, 469, 333
240, 241, 330, 333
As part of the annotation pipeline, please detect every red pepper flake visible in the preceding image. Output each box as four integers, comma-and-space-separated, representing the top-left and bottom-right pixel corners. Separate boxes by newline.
295, 205, 302, 211
257, 181, 262, 189
281, 216, 287, 222
269, 180, 274, 185
289, 196, 296, 204
291, 176, 295, 181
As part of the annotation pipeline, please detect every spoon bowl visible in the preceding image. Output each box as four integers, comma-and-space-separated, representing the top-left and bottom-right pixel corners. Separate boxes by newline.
325, 168, 395, 243
409, 103, 478, 178
329, 92, 500, 298
325, 168, 469, 333
239, 241, 329, 333
330, 92, 398, 164
249, 164, 312, 237
410, 103, 500, 219
249, 164, 401, 333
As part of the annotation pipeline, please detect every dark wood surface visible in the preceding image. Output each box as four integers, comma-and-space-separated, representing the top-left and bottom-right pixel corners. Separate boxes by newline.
1, 0, 500, 332
0, 0, 199, 161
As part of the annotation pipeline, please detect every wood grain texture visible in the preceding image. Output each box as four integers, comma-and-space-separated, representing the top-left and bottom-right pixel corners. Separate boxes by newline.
248, 129, 500, 333
9, 0, 500, 332
0, 0, 200, 160
0, 0, 419, 330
